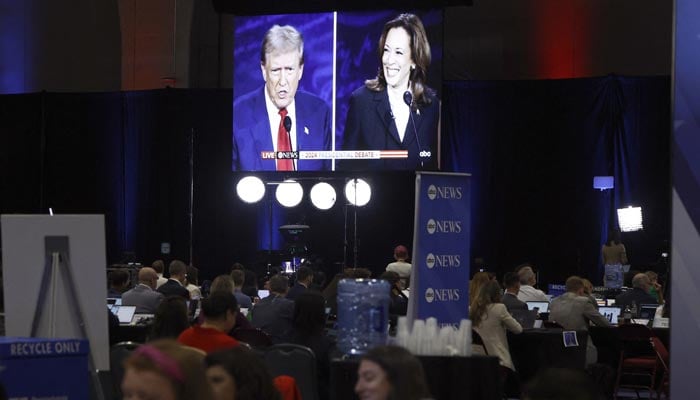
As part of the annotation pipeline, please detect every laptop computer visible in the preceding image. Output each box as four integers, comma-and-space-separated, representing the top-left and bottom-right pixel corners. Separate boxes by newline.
526, 301, 549, 313
111, 305, 137, 325
598, 306, 621, 325
638, 304, 659, 320
511, 309, 538, 329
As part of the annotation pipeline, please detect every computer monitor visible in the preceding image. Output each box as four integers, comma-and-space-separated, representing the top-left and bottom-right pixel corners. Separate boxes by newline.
599, 306, 622, 325
526, 301, 549, 313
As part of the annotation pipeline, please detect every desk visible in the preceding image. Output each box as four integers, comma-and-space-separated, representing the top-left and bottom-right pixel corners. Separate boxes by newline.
508, 329, 588, 383
113, 323, 150, 344
330, 355, 501, 400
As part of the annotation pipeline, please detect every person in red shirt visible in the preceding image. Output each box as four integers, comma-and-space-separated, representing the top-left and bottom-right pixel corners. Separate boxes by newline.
178, 291, 240, 353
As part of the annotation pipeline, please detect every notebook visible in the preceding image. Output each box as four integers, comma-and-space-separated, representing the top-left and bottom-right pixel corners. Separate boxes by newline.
526, 301, 549, 313
599, 306, 621, 325
112, 305, 137, 324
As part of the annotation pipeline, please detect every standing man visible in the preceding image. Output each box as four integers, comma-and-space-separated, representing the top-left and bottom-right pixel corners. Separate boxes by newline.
157, 260, 190, 300
233, 24, 332, 171
122, 267, 165, 314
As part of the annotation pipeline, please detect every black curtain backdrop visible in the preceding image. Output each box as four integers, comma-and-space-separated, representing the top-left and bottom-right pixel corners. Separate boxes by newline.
443, 75, 670, 285
0, 76, 670, 287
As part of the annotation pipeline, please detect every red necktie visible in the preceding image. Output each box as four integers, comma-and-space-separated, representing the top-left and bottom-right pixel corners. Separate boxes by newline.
277, 108, 293, 171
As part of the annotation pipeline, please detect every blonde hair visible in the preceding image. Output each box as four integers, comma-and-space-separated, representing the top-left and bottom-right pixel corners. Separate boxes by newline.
469, 272, 491, 306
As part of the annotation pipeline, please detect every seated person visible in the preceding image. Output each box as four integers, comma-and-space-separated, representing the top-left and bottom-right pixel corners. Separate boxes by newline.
230, 270, 253, 309
149, 296, 191, 341
582, 278, 599, 309
287, 266, 313, 301
549, 276, 611, 365
380, 271, 408, 317
516, 265, 549, 302
178, 292, 240, 353
355, 345, 432, 400
157, 260, 190, 300
122, 267, 165, 314
386, 245, 412, 289
185, 265, 202, 300
286, 291, 335, 400
204, 346, 281, 400
122, 339, 214, 399
210, 274, 253, 331
107, 269, 130, 298
502, 272, 528, 313
615, 273, 659, 314
250, 274, 295, 344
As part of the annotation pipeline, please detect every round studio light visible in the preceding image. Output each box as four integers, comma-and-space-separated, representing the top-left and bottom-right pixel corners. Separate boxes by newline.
275, 180, 303, 208
310, 182, 337, 210
236, 176, 265, 203
344, 178, 371, 206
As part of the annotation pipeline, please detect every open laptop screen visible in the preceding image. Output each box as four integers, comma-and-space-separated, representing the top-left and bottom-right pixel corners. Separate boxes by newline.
526, 301, 549, 313
112, 305, 137, 324
599, 306, 621, 325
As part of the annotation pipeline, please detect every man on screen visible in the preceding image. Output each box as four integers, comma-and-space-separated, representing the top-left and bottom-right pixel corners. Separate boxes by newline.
233, 25, 332, 171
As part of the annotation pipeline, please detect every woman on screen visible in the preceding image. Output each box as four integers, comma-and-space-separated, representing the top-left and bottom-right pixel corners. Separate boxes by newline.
339, 13, 439, 171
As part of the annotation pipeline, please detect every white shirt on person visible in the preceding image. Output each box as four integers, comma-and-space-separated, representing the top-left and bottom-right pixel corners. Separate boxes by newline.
517, 284, 549, 302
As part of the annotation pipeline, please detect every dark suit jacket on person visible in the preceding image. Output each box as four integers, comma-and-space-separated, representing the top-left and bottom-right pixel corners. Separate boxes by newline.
286, 282, 307, 301
157, 279, 190, 300
250, 294, 295, 344
614, 288, 658, 312
122, 284, 166, 314
502, 292, 528, 313
232, 87, 332, 171
339, 86, 440, 171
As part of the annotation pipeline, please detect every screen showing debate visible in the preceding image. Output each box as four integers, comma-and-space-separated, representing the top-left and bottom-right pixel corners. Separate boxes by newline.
232, 10, 443, 172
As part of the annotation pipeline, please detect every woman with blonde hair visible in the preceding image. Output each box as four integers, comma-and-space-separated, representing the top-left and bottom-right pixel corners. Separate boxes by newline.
469, 271, 491, 307
470, 280, 522, 397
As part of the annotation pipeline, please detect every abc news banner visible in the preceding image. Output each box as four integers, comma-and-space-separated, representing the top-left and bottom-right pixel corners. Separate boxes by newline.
410, 172, 471, 327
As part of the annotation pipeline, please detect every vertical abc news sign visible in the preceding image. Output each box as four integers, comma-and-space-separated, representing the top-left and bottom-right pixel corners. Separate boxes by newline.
412, 172, 471, 326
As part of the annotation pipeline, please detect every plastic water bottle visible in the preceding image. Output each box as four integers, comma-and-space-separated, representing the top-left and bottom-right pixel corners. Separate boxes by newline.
623, 305, 632, 324
336, 279, 390, 355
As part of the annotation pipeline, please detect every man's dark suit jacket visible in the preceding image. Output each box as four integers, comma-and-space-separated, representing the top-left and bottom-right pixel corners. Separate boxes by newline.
157, 279, 190, 300
232, 88, 332, 171
339, 86, 440, 170
502, 292, 528, 313
286, 283, 307, 301
615, 288, 658, 313
250, 294, 295, 344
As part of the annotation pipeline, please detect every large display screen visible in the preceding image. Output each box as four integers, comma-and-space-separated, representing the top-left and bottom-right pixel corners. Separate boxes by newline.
232, 10, 443, 172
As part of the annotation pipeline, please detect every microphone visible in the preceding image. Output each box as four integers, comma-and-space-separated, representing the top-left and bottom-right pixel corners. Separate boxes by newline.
403, 90, 425, 168
283, 115, 296, 171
